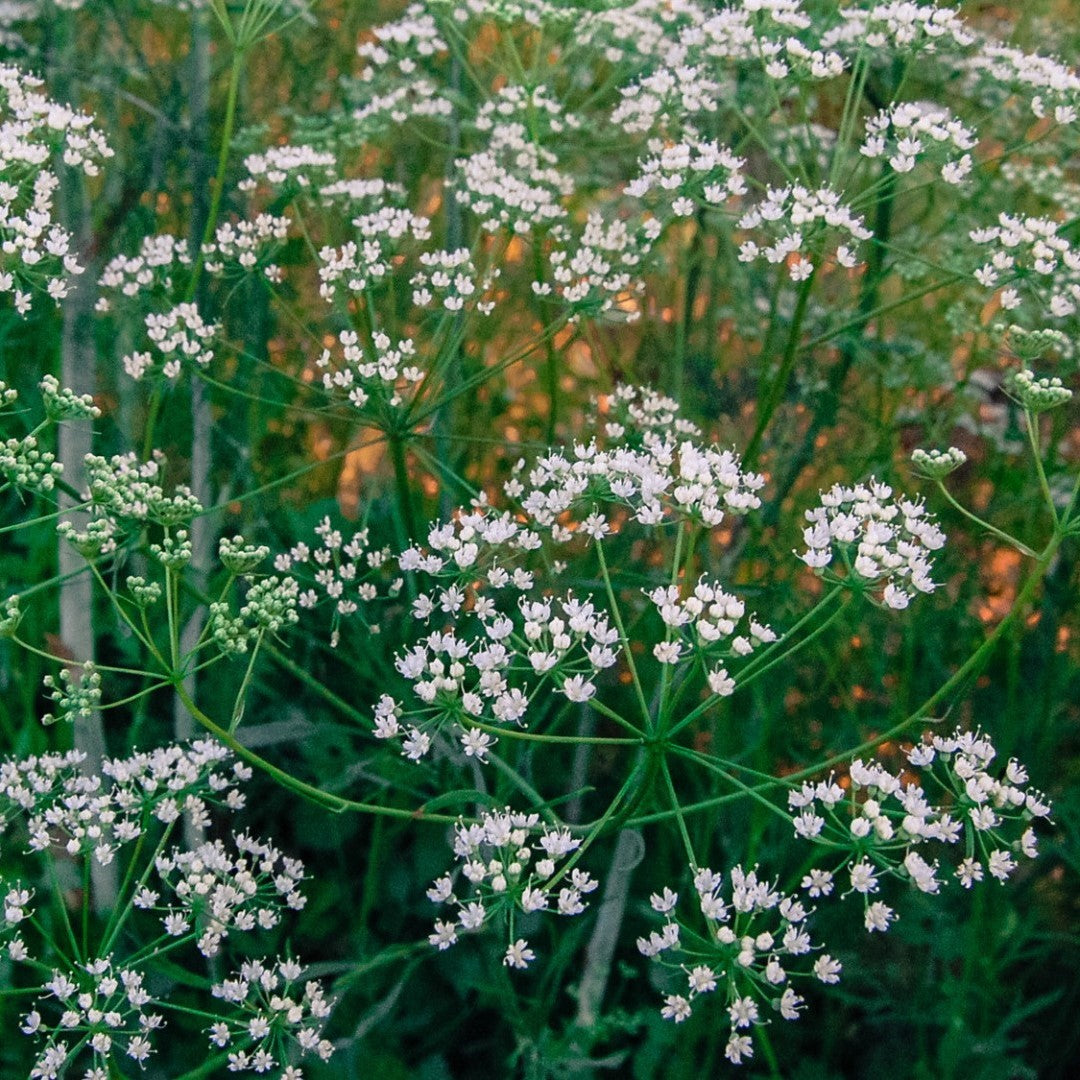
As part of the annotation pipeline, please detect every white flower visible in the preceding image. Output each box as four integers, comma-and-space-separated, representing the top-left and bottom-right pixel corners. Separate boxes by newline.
503, 939, 535, 969
661, 994, 692, 1023
561, 675, 596, 703
864, 902, 896, 933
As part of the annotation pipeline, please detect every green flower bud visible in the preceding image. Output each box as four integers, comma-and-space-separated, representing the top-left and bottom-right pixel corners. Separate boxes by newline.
1006, 369, 1073, 412
911, 447, 968, 480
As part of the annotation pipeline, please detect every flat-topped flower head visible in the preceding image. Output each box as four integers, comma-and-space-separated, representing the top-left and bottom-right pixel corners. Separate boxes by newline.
121, 303, 219, 382
1, 741, 250, 866
738, 184, 872, 280
152, 832, 306, 957
57, 451, 202, 557
627, 138, 746, 221
859, 101, 976, 184
968, 213, 1080, 323
1006, 369, 1073, 412
425, 806, 597, 967
372, 587, 621, 762
95, 234, 191, 312
0, 63, 113, 313
375, 388, 767, 762
641, 862, 835, 1064
798, 478, 944, 609
911, 446, 967, 480
788, 727, 1050, 904
822, 3, 976, 55
240, 143, 338, 195
202, 214, 290, 282
208, 957, 334, 1072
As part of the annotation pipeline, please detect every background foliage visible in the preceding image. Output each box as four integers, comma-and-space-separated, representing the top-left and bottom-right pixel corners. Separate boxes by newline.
1, 1, 1079, 1077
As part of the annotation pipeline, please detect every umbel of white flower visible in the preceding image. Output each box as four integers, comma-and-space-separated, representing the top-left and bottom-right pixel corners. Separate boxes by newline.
0, 741, 336, 1078
0, 63, 112, 314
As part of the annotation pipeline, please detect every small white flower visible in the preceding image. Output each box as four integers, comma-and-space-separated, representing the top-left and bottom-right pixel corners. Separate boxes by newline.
503, 939, 535, 969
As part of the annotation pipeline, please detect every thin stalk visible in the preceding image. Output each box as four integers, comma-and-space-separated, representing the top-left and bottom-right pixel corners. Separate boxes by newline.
595, 540, 653, 731
1024, 409, 1059, 525
467, 719, 638, 746
185, 47, 245, 303
664, 590, 845, 740
389, 434, 419, 541
660, 758, 696, 869
228, 632, 263, 732
743, 271, 816, 467
628, 536, 1062, 825
171, 680, 458, 822
934, 480, 1037, 557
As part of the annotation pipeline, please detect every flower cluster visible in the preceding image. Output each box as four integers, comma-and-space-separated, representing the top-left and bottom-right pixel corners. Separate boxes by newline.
372, 387, 771, 759
203, 213, 290, 282
455, 85, 577, 235
351, 10, 451, 132
969, 213, 1080, 322
20, 961, 164, 1079
516, 423, 764, 532
0, 62, 112, 312
208, 575, 301, 656
240, 143, 338, 194
1, 739, 330, 1079
58, 451, 201, 556
641, 865, 838, 1065
318, 175, 407, 209
1006, 368, 1074, 412
860, 101, 976, 184
821, 3, 975, 55
40, 661, 101, 726
314, 328, 424, 410
737, 185, 872, 281
689, 3, 846, 84
149, 832, 306, 957
798, 479, 944, 609
39, 374, 100, 421
0, 741, 249, 867
273, 515, 396, 644
537, 211, 657, 321
209, 957, 335, 1073
95, 234, 191, 310
374, 589, 620, 762
609, 63, 722, 136
122, 303, 220, 381
426, 807, 597, 967
627, 138, 746, 220
963, 42, 1080, 125
911, 445, 967, 479
317, 207, 432, 302
788, 728, 1051, 901
411, 246, 498, 314
647, 578, 776, 685
1, 417, 62, 494
351, 75, 453, 135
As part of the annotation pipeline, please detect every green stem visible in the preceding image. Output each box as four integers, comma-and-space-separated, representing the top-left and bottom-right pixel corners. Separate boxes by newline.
228, 631, 263, 732
171, 680, 457, 822
934, 480, 1037, 557
595, 539, 653, 731
389, 434, 419, 541
664, 590, 846, 741
743, 271, 816, 467
99, 820, 178, 955
1024, 409, 1059, 526
660, 757, 696, 869
185, 46, 245, 303
468, 718, 638, 746
629, 536, 1062, 825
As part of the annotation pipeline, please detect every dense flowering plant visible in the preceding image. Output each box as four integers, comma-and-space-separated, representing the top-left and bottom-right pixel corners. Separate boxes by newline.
0, 0, 1078, 1076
